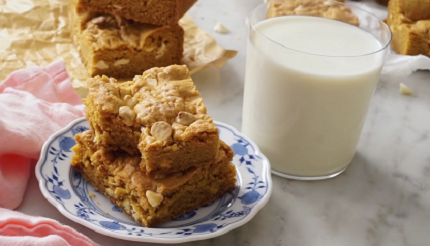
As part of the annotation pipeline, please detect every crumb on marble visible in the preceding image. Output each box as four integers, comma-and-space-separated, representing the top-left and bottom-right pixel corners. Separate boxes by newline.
214, 23, 229, 34
400, 83, 413, 95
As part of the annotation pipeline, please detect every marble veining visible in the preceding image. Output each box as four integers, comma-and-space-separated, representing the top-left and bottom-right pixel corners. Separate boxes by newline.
17, 0, 430, 245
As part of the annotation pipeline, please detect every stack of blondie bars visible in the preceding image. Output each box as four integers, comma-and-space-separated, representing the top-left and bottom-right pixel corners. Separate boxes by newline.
71, 65, 237, 227
70, 0, 196, 78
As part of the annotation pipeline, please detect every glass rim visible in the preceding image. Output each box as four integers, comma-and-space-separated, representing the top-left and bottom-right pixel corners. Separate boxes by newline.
249, 0, 393, 58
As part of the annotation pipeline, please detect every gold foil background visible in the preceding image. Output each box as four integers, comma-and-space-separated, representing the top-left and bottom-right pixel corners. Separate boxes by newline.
0, 0, 237, 96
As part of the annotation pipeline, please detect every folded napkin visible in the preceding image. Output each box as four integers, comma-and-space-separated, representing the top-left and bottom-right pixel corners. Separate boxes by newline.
0, 61, 96, 245
0, 208, 98, 246
0, 60, 84, 209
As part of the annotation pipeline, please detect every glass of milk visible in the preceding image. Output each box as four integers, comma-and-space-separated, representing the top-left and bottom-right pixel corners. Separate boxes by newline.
242, 1, 392, 180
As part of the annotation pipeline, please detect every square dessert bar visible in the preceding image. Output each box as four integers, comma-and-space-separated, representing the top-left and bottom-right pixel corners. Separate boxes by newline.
71, 1, 184, 78
75, 0, 197, 26
84, 65, 220, 177
387, 0, 430, 57
266, 0, 359, 26
71, 130, 237, 227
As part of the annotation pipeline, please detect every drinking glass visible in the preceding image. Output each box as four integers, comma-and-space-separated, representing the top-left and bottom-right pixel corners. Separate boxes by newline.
241, 0, 392, 180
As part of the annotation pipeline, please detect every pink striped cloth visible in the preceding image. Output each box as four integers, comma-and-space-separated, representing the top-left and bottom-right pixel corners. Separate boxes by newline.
0, 208, 98, 246
0, 61, 98, 245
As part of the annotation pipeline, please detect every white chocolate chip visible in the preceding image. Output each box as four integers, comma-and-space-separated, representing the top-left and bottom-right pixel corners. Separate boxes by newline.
91, 16, 106, 25
294, 5, 306, 13
124, 95, 138, 108
295, 5, 305, 10
175, 111, 196, 126
122, 198, 131, 213
105, 188, 114, 197
146, 78, 157, 87
95, 60, 109, 70
400, 15, 413, 24
400, 83, 413, 95
324, 1, 336, 6
131, 78, 146, 93
155, 42, 166, 59
153, 173, 167, 179
108, 176, 119, 186
146, 190, 163, 208
114, 187, 127, 197
119, 106, 136, 126
114, 59, 130, 67
150, 122, 172, 141
214, 23, 229, 34
113, 4, 123, 9
94, 130, 101, 142
131, 203, 142, 220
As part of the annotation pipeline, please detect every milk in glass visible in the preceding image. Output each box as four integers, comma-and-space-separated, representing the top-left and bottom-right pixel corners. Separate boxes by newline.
242, 16, 384, 177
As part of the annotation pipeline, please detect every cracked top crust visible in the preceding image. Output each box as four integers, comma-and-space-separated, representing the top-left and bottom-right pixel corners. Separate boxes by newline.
266, 0, 359, 26
86, 65, 218, 143
74, 6, 183, 51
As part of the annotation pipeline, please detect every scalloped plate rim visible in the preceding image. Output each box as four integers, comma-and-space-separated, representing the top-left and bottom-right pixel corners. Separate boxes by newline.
35, 117, 273, 244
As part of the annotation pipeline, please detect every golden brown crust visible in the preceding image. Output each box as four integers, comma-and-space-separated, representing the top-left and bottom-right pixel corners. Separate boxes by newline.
84, 65, 220, 177
71, 0, 184, 78
387, 0, 430, 57
390, 0, 430, 22
76, 0, 196, 26
71, 131, 237, 227
266, 0, 359, 26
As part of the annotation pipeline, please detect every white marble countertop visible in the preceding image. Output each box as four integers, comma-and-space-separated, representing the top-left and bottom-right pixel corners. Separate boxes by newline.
18, 0, 430, 245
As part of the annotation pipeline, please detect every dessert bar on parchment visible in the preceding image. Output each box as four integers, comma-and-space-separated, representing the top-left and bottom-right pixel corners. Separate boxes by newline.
76, 0, 197, 26
71, 0, 184, 78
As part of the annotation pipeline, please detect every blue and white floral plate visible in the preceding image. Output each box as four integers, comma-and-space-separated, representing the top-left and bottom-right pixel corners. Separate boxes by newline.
35, 118, 272, 244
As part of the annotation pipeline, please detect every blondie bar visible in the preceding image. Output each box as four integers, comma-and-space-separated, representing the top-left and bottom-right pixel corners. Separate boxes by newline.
71, 130, 237, 227
266, 0, 359, 26
387, 0, 430, 57
76, 0, 196, 26
71, 1, 184, 78
84, 65, 220, 177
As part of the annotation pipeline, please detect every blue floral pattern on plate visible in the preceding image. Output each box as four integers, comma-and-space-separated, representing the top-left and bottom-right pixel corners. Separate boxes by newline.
35, 118, 272, 243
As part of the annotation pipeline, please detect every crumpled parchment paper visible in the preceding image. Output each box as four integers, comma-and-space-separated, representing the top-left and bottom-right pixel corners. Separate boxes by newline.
0, 0, 237, 97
